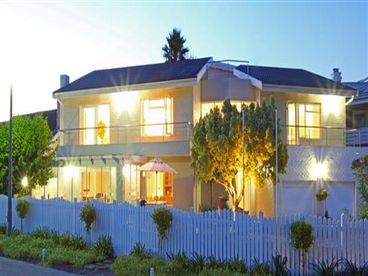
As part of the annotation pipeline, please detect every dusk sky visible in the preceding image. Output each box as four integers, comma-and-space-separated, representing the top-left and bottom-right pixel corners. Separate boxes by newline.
0, 1, 367, 122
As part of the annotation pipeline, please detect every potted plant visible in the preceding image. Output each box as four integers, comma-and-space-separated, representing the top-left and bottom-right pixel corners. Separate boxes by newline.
316, 188, 328, 216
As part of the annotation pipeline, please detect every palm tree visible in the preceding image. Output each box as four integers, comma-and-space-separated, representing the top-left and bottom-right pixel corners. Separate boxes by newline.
162, 28, 189, 62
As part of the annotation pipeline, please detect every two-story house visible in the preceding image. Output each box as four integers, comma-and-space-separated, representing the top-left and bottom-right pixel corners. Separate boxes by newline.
42, 57, 367, 218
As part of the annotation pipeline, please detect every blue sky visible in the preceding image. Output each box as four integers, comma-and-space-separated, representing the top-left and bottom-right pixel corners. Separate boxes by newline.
0, 1, 367, 121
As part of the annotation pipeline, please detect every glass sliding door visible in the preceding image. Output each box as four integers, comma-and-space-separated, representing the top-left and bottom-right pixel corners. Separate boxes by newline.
123, 164, 140, 203
83, 107, 96, 145
82, 104, 110, 145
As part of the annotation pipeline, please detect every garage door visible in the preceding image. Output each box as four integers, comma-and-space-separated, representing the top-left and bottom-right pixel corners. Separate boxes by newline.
282, 182, 314, 215
325, 182, 355, 219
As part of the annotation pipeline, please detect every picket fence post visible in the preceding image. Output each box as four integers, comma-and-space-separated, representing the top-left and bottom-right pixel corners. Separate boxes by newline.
259, 211, 264, 262
72, 198, 77, 235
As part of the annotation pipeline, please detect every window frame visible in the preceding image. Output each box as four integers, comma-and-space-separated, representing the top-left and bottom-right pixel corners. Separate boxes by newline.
142, 97, 174, 137
80, 103, 110, 145
287, 102, 321, 144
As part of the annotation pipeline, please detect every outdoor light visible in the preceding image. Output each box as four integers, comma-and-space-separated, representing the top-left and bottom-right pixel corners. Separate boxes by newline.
311, 161, 328, 180
321, 95, 341, 115
63, 166, 78, 180
112, 91, 137, 113
21, 176, 28, 188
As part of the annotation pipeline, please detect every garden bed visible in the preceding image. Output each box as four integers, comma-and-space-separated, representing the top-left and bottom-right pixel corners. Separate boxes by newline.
0, 227, 114, 275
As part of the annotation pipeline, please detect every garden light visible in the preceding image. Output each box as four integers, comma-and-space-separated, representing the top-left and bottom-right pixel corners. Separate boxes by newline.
21, 176, 28, 188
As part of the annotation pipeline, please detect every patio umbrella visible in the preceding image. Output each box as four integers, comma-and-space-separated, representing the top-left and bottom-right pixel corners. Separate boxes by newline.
139, 158, 177, 200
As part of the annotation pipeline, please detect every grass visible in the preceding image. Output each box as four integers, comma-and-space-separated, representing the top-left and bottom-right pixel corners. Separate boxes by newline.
0, 233, 106, 268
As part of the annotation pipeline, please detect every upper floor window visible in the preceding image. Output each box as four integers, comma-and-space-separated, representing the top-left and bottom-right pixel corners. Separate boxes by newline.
82, 104, 110, 145
143, 97, 173, 136
201, 100, 248, 117
287, 103, 321, 144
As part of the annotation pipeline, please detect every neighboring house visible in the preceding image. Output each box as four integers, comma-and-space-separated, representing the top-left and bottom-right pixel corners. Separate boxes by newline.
344, 77, 368, 146
40, 57, 368, 219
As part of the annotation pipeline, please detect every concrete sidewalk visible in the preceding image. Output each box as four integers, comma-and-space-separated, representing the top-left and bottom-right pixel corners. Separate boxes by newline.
0, 257, 77, 276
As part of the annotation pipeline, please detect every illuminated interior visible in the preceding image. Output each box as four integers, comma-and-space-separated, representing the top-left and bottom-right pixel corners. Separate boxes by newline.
146, 172, 173, 205
287, 103, 321, 144
201, 100, 249, 117
82, 104, 110, 145
143, 97, 173, 136
123, 164, 140, 203
81, 167, 112, 202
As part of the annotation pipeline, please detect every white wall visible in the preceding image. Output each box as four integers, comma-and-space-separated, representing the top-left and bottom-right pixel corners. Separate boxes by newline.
277, 146, 368, 218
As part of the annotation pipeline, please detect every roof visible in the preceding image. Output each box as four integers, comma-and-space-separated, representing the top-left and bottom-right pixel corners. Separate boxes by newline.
54, 57, 211, 93
344, 81, 368, 94
236, 65, 354, 91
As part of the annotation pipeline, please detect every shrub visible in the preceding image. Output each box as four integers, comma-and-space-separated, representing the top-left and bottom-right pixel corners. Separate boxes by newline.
290, 220, 314, 274
16, 199, 30, 233
58, 233, 87, 250
0, 223, 6, 235
312, 258, 341, 275
290, 220, 313, 251
343, 259, 368, 275
167, 252, 191, 271
80, 203, 96, 233
130, 242, 152, 259
251, 258, 272, 275
152, 208, 173, 241
190, 252, 206, 273
224, 257, 247, 274
151, 207, 173, 255
272, 254, 289, 276
30, 227, 50, 239
110, 255, 165, 276
10, 227, 21, 236
94, 235, 113, 259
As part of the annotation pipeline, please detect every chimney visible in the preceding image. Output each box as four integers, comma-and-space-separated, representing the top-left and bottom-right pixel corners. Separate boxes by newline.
60, 74, 70, 88
331, 68, 342, 83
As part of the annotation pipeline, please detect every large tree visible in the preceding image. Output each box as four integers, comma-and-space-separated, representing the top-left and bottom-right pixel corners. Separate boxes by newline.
162, 28, 189, 62
191, 99, 288, 210
0, 115, 56, 196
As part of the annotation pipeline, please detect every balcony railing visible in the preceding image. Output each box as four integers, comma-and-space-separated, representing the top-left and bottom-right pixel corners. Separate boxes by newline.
281, 125, 346, 146
346, 128, 368, 146
60, 122, 192, 146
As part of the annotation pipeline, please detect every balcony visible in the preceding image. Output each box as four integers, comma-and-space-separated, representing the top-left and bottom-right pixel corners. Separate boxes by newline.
60, 122, 192, 146
282, 125, 346, 146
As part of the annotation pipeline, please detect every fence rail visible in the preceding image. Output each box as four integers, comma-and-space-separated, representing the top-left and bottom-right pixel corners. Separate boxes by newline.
0, 196, 367, 275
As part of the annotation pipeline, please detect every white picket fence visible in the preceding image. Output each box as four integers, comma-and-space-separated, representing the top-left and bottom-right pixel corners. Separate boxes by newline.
0, 195, 367, 274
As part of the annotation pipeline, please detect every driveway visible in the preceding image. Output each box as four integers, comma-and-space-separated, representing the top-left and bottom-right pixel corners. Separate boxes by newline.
0, 257, 77, 276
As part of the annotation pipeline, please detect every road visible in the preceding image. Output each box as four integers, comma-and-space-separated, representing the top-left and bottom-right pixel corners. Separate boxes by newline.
0, 257, 77, 276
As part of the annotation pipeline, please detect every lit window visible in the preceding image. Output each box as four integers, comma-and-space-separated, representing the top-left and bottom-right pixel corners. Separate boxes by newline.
82, 104, 110, 145
287, 103, 321, 144
143, 98, 173, 136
